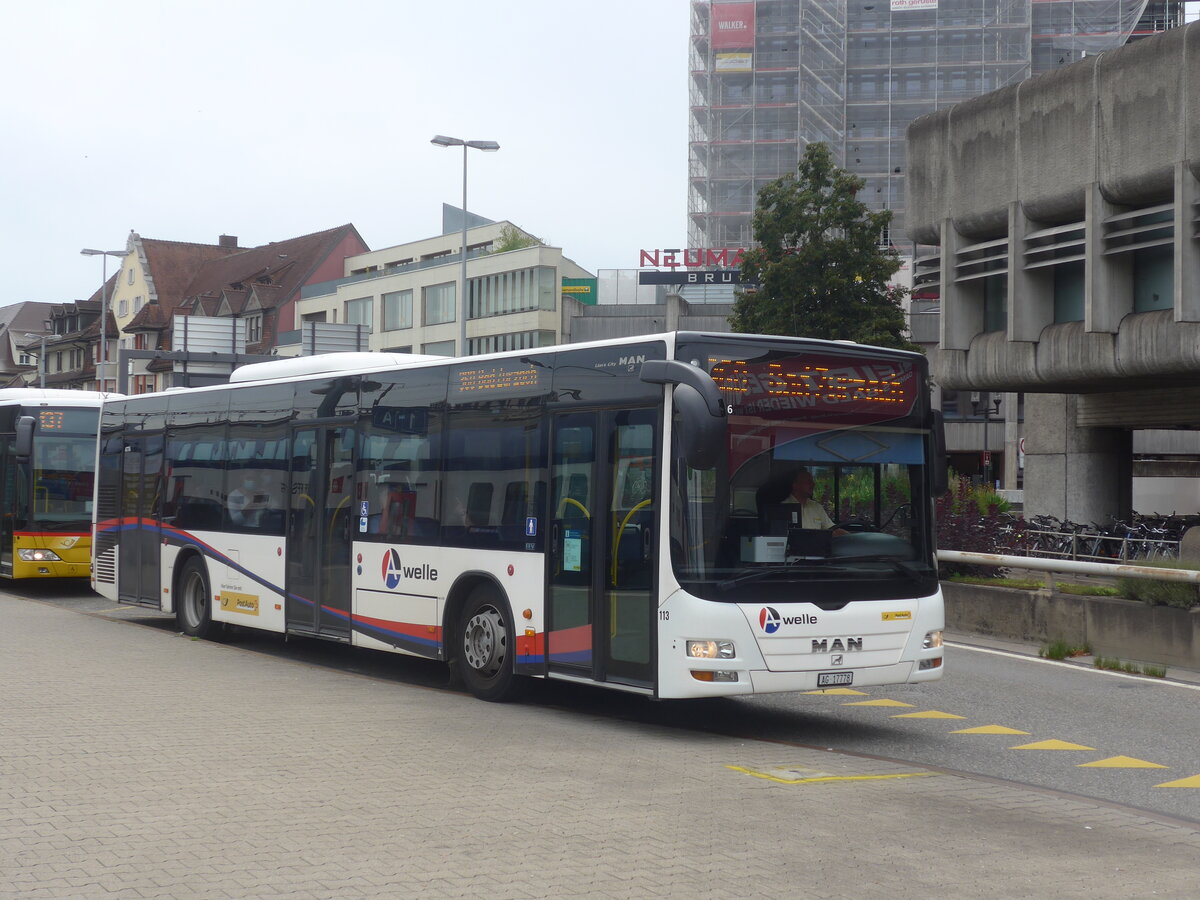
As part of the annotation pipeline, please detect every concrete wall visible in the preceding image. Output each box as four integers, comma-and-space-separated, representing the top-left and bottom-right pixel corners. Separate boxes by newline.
908, 24, 1200, 243
943, 581, 1200, 670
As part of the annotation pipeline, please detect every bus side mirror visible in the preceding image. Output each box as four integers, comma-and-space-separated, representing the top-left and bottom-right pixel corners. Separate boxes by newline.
673, 383, 723, 470
639, 360, 726, 471
15, 416, 35, 463
930, 410, 948, 496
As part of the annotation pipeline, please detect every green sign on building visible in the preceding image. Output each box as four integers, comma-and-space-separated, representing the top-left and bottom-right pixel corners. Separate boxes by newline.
560, 277, 597, 306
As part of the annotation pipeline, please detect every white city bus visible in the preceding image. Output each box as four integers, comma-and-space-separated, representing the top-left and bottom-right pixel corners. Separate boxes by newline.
93, 332, 946, 701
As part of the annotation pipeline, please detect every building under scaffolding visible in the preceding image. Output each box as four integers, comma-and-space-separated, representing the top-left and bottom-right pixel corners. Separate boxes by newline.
688, 1, 1184, 255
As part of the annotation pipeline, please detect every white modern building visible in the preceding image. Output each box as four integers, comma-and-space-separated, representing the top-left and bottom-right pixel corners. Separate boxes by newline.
294, 214, 595, 357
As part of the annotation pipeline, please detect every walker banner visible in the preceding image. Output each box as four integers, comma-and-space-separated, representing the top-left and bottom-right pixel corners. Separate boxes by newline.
711, 2, 755, 49
891, 0, 938, 10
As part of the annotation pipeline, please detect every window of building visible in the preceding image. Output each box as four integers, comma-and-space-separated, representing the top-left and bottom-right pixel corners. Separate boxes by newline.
382, 290, 413, 330
345, 296, 373, 328
423, 282, 456, 326
55, 351, 63, 372
132, 375, 155, 394
134, 296, 144, 313
128, 268, 134, 285
1053, 262, 1085, 323
422, 339, 456, 356
468, 267, 556, 320
468, 330, 556, 355
983, 274, 1007, 333
245, 314, 263, 343
134, 333, 148, 351
18, 352, 31, 366
1133, 245, 1174, 313
118, 299, 129, 317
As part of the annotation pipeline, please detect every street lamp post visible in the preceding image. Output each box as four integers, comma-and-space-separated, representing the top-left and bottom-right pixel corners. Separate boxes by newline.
22, 320, 51, 388
431, 135, 500, 357
81, 248, 126, 392
971, 392, 1003, 488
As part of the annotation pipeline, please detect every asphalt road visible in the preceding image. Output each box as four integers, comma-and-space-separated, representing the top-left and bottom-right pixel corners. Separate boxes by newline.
18, 579, 1200, 826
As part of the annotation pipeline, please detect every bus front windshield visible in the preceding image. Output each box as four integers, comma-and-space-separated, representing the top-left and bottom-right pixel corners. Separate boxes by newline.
31, 436, 95, 530
672, 343, 939, 606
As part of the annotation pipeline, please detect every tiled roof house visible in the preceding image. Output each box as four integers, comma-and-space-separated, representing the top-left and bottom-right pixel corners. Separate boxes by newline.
119, 224, 368, 391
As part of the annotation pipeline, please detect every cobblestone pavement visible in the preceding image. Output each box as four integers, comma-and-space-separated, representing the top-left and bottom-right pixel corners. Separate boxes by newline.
3, 593, 1198, 899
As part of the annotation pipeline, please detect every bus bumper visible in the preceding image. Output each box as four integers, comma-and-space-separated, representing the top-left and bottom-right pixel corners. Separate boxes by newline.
12, 535, 91, 579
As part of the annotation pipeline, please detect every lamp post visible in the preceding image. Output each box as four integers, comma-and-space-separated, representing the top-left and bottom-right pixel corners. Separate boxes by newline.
81, 248, 126, 392
22, 320, 51, 388
971, 392, 1003, 488
431, 135, 500, 357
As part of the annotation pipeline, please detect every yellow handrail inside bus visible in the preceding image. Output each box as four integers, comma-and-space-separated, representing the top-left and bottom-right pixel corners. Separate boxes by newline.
610, 499, 652, 587
330, 496, 351, 542
556, 497, 590, 519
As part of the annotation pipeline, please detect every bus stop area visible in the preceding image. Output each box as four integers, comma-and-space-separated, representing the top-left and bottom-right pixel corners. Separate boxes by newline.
3, 591, 1198, 899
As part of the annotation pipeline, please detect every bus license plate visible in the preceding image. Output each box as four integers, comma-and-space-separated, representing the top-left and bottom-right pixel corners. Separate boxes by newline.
817, 672, 853, 687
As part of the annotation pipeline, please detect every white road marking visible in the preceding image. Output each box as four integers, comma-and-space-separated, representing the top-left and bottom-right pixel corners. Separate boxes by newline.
945, 641, 1200, 693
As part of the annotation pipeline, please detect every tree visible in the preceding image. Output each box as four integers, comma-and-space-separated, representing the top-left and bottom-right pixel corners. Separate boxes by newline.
730, 142, 919, 352
489, 224, 543, 254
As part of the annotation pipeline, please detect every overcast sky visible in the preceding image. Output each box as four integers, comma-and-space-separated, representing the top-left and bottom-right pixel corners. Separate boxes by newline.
0, 0, 689, 307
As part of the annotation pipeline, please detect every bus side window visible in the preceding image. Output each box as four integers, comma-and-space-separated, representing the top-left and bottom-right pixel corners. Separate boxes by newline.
466, 482, 493, 528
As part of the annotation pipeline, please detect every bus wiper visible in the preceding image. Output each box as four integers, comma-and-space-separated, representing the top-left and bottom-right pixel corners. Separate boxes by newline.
719, 563, 852, 590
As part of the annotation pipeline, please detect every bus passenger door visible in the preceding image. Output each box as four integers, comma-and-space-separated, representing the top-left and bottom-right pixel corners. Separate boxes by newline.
548, 409, 657, 688
286, 426, 353, 640
118, 435, 162, 604
548, 413, 596, 673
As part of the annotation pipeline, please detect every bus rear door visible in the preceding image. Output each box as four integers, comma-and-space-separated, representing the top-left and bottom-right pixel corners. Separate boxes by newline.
285, 426, 353, 640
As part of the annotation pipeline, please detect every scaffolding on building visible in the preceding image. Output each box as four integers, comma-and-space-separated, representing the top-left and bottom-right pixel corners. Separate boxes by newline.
688, 1, 1180, 256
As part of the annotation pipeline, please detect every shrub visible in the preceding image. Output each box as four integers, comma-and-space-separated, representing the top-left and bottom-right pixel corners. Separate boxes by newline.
1115, 559, 1200, 609
935, 474, 1014, 578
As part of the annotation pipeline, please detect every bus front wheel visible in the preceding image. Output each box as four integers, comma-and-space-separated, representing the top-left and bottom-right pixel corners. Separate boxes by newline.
457, 585, 526, 702
177, 557, 214, 639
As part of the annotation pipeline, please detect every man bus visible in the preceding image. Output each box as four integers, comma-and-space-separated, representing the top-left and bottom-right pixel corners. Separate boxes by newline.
93, 332, 946, 701
0, 389, 108, 580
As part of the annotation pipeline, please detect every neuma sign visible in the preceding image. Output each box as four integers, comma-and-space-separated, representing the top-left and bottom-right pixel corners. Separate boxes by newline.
711, 2, 755, 49
639, 248, 748, 269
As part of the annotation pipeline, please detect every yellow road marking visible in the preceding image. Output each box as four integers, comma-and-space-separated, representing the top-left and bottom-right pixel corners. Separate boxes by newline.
891, 710, 967, 719
1078, 756, 1167, 769
1155, 774, 1200, 788
1010, 739, 1096, 751
727, 765, 937, 785
804, 688, 868, 695
952, 725, 1030, 735
843, 698, 913, 707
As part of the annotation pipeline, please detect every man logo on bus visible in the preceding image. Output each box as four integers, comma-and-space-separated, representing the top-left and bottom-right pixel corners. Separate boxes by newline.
759, 607, 782, 634
382, 549, 403, 589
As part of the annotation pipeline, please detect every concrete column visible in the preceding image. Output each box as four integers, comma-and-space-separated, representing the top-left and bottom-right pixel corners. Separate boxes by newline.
939, 219, 983, 351
1008, 202, 1054, 342
1022, 393, 1132, 524
1002, 391, 1021, 491
1085, 182, 1133, 334
1176, 162, 1200, 322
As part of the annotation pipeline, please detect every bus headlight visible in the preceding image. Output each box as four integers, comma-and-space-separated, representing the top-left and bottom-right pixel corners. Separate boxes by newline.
923, 630, 943, 650
687, 640, 736, 659
19, 549, 62, 562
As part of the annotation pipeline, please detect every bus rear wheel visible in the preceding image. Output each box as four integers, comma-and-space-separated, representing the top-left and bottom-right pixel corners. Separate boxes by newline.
177, 557, 214, 639
457, 585, 526, 702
